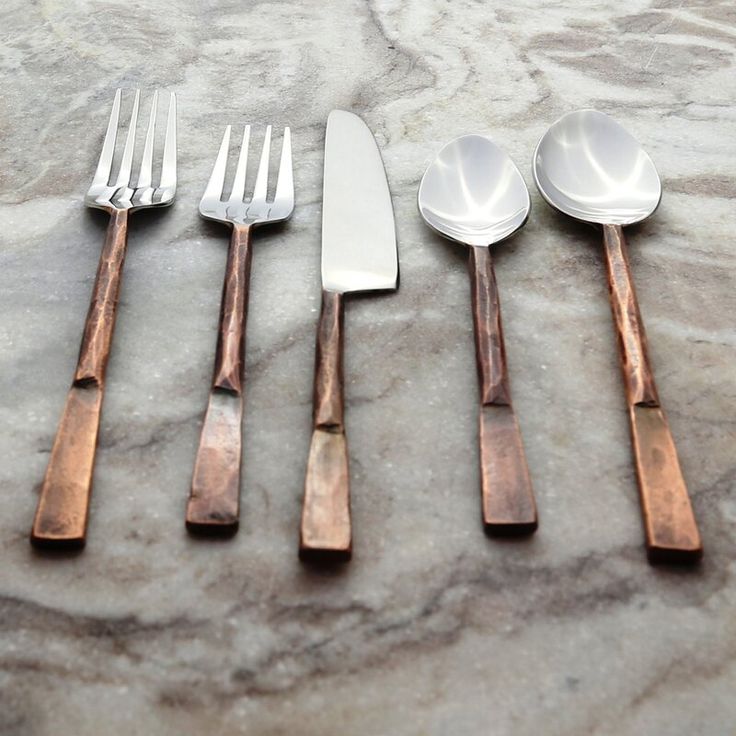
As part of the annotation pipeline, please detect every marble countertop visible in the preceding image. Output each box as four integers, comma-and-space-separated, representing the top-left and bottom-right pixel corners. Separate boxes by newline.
1, 1, 734, 734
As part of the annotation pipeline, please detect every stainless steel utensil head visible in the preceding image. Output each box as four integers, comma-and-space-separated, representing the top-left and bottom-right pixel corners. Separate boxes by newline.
418, 134, 530, 247
532, 109, 661, 226
85, 89, 176, 212
199, 125, 294, 227
321, 110, 398, 294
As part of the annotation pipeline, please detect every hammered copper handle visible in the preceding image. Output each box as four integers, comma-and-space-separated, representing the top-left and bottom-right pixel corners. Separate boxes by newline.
469, 245, 537, 534
186, 225, 253, 535
603, 224, 701, 563
299, 290, 351, 561
31, 209, 129, 548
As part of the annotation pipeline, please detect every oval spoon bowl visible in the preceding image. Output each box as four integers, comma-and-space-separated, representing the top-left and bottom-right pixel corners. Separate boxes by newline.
418, 134, 530, 247
532, 109, 661, 226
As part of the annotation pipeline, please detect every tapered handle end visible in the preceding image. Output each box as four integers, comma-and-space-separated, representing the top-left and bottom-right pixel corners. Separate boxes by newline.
631, 406, 702, 564
479, 405, 538, 536
299, 429, 351, 562
185, 391, 242, 537
30, 386, 103, 550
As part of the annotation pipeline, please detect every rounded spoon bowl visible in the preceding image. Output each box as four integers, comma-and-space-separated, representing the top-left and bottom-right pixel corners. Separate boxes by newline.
418, 134, 530, 246
532, 109, 661, 226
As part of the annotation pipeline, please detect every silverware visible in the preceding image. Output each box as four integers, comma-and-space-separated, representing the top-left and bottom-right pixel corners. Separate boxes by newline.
31, 89, 176, 549
418, 135, 538, 535
533, 109, 701, 563
185, 125, 293, 535
299, 110, 398, 562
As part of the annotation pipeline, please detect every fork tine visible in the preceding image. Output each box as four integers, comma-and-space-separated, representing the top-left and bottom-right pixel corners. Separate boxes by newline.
273, 127, 293, 210
113, 89, 140, 188
228, 126, 251, 204
137, 91, 158, 188
91, 89, 122, 187
159, 92, 177, 189
202, 126, 231, 202
251, 125, 272, 203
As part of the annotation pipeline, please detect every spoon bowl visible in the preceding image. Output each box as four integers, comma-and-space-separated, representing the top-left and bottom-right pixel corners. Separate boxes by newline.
418, 134, 530, 246
532, 109, 661, 226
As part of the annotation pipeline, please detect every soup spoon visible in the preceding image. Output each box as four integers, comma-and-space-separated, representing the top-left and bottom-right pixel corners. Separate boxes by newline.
419, 134, 538, 535
533, 109, 701, 563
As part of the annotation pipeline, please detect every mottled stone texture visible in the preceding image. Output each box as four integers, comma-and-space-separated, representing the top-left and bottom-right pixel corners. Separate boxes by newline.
0, 1, 734, 734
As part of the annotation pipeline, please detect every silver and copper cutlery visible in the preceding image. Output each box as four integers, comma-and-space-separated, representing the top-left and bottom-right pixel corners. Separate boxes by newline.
31, 89, 176, 549
533, 109, 701, 563
185, 125, 293, 534
418, 135, 538, 535
299, 110, 398, 562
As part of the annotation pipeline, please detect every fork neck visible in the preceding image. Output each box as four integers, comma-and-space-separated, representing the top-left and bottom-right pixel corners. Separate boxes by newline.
74, 209, 130, 387
211, 224, 254, 394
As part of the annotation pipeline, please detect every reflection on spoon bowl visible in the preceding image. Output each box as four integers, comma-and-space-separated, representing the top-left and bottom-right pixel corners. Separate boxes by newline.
418, 134, 530, 246
532, 109, 661, 226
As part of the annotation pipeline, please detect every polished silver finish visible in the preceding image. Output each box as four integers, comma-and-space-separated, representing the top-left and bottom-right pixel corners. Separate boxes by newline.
322, 110, 397, 293
199, 125, 293, 227
418, 134, 530, 247
86, 88, 177, 211
532, 109, 661, 226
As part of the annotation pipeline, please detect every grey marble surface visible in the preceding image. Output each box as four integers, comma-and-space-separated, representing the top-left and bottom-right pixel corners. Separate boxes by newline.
1, 1, 735, 734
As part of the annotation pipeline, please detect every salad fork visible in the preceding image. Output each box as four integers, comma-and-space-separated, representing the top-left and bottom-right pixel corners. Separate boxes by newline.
30, 88, 177, 548
185, 125, 293, 534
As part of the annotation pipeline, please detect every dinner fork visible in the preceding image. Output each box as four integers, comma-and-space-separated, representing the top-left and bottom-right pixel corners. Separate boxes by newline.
30, 89, 177, 549
185, 125, 293, 534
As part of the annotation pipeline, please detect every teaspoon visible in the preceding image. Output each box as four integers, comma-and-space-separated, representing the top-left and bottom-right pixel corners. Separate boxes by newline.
419, 134, 538, 535
533, 109, 701, 563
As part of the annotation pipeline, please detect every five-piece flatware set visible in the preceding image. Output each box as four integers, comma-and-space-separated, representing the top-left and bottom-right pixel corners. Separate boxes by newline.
29, 89, 703, 565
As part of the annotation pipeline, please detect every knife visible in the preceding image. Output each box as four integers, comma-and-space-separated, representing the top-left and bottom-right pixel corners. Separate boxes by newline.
299, 110, 398, 562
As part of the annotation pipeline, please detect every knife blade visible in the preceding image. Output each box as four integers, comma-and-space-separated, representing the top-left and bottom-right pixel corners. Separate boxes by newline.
299, 110, 398, 562
321, 110, 398, 293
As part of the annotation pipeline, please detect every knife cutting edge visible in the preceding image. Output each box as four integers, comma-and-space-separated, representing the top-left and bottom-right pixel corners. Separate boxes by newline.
299, 110, 398, 562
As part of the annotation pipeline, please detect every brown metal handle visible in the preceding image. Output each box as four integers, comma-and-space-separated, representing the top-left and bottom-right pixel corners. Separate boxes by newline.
602, 225, 658, 406
299, 290, 351, 561
469, 246, 537, 534
31, 209, 129, 548
186, 225, 252, 535
603, 224, 701, 562
186, 391, 244, 534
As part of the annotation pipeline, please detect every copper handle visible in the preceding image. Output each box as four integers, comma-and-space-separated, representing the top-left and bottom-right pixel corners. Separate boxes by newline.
31, 209, 129, 548
299, 290, 351, 561
186, 225, 252, 534
469, 246, 537, 534
603, 224, 701, 563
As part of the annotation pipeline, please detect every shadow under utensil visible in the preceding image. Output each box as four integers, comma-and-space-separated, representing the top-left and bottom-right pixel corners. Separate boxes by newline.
30, 538, 85, 558
185, 521, 239, 540
428, 228, 471, 269
298, 551, 352, 578
31, 546, 85, 558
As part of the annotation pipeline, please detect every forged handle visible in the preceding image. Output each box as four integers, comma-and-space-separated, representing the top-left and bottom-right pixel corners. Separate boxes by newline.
602, 224, 701, 562
469, 246, 537, 534
186, 391, 243, 534
186, 225, 252, 534
299, 290, 352, 561
31, 209, 129, 548
630, 406, 702, 562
